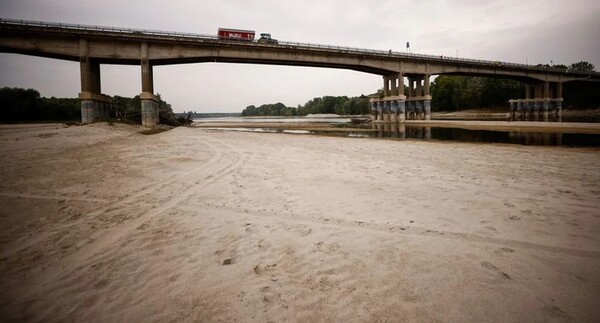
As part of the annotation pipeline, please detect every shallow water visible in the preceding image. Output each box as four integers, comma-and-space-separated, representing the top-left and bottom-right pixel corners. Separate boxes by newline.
193, 116, 352, 123
341, 124, 600, 147
201, 125, 600, 147
196, 117, 600, 147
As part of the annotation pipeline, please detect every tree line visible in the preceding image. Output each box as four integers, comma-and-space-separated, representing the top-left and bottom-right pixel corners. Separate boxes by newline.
0, 87, 80, 122
0, 87, 175, 123
241, 95, 371, 116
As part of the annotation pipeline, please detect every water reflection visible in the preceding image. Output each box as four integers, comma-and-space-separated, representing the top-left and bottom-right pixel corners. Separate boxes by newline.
372, 123, 432, 139
508, 132, 562, 146
368, 124, 598, 146
201, 126, 599, 147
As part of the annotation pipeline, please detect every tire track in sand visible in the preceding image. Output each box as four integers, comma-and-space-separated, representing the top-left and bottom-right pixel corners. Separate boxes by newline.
5, 135, 247, 301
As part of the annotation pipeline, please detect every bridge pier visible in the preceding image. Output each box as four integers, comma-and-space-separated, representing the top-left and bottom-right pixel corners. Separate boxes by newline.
371, 73, 406, 123
376, 101, 383, 121
370, 101, 377, 120
390, 100, 398, 122
424, 74, 431, 120
555, 82, 563, 119
397, 100, 406, 122
404, 74, 431, 120
510, 81, 563, 121
140, 43, 159, 127
79, 41, 111, 124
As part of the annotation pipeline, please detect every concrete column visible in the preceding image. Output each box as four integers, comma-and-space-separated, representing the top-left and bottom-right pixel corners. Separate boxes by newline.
416, 77, 423, 97
80, 59, 101, 94
424, 74, 430, 96
542, 82, 550, 116
80, 100, 97, 123
140, 42, 159, 127
383, 76, 390, 97
424, 100, 431, 120
79, 39, 111, 124
415, 101, 422, 119
79, 57, 111, 123
557, 82, 563, 98
376, 101, 383, 121
397, 72, 404, 96
535, 83, 543, 99
141, 43, 154, 94
390, 76, 398, 96
397, 100, 406, 123
383, 101, 391, 122
370, 101, 377, 121
390, 100, 398, 122
407, 77, 414, 97
525, 84, 530, 99
80, 58, 100, 124
141, 94, 159, 127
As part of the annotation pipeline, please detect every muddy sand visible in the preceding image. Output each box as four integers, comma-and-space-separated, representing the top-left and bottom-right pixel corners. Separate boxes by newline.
0, 123, 599, 322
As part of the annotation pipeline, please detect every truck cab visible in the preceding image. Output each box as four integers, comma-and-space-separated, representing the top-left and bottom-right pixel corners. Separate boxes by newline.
258, 33, 278, 44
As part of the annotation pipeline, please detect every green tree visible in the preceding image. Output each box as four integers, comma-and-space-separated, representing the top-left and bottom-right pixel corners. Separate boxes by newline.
569, 61, 595, 72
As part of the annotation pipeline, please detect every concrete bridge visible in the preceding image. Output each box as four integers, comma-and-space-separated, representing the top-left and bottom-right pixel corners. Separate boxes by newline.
1, 18, 599, 126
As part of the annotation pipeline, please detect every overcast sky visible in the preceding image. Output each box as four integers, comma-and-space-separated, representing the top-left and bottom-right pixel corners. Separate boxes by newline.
1, 0, 599, 112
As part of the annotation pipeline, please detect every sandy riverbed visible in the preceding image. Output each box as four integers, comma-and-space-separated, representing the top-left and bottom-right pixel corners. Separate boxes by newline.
0, 123, 599, 322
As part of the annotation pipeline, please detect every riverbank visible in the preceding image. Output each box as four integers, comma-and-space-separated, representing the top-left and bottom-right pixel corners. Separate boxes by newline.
1, 123, 599, 322
195, 119, 600, 135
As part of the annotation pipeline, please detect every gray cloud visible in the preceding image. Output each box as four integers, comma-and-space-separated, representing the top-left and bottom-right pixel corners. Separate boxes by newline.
1, 0, 598, 112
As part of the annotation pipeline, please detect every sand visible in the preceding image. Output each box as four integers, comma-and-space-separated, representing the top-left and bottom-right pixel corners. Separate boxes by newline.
0, 123, 599, 322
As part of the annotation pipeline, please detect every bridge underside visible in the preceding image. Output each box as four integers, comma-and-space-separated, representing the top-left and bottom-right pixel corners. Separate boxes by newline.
0, 25, 595, 126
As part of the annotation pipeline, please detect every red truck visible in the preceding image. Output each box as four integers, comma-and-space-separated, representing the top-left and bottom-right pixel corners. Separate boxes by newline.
218, 28, 255, 41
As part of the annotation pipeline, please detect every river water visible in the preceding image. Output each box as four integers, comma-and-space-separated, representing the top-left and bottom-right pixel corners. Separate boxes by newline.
193, 117, 600, 147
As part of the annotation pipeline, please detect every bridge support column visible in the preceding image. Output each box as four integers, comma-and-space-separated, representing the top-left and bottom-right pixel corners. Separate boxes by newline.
517, 100, 523, 119
141, 93, 159, 127
398, 100, 406, 122
383, 101, 391, 122
376, 101, 383, 121
383, 76, 390, 97
556, 82, 563, 118
397, 72, 404, 96
79, 47, 111, 123
424, 74, 431, 120
370, 100, 377, 121
416, 77, 423, 97
509, 100, 516, 118
390, 100, 398, 122
140, 42, 159, 127
424, 100, 431, 120
415, 101, 423, 120
542, 81, 550, 118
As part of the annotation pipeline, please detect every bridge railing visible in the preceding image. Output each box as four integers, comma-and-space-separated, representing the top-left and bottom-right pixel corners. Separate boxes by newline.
0, 18, 595, 76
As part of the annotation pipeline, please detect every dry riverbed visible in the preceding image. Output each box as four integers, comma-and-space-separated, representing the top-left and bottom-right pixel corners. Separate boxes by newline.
0, 123, 599, 322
